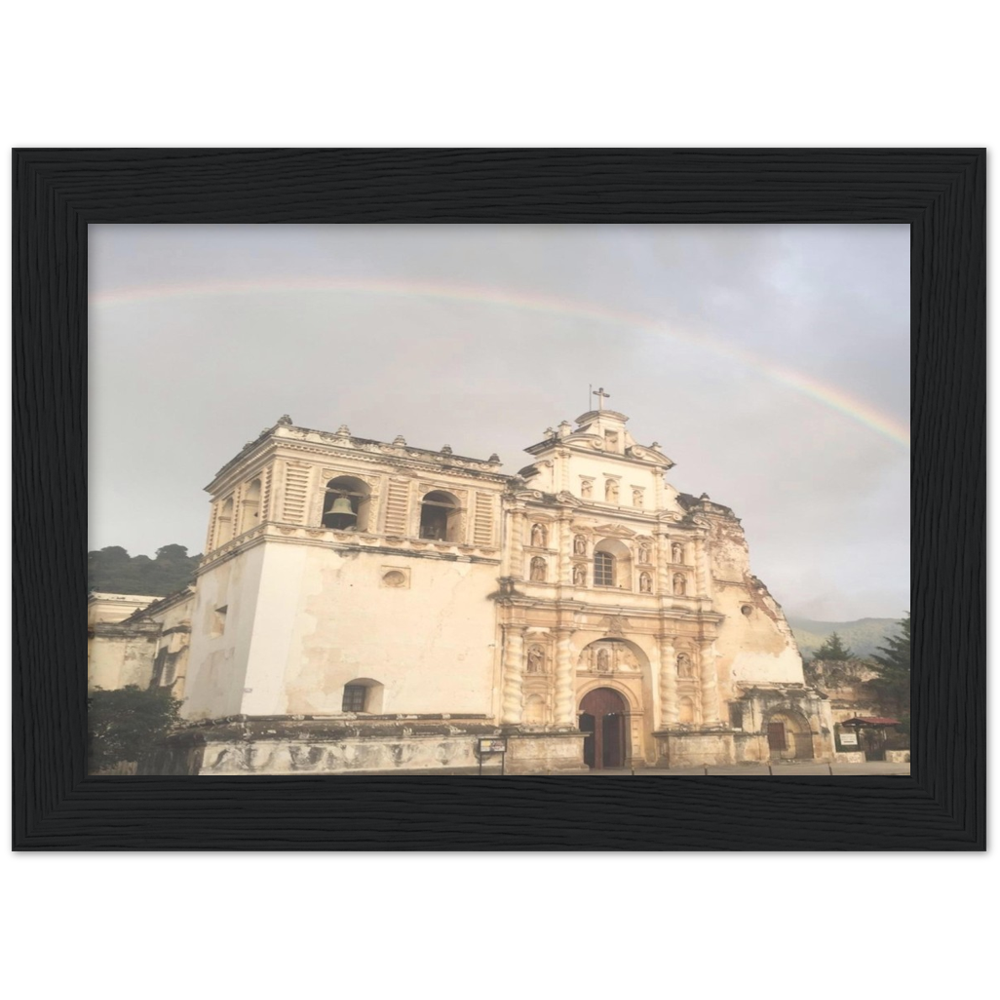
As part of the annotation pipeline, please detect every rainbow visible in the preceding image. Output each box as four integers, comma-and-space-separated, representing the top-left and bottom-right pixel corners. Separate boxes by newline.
92, 278, 910, 450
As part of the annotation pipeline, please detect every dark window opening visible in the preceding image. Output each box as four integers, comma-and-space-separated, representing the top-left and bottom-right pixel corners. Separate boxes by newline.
729, 703, 743, 730
594, 551, 615, 587
420, 491, 460, 541
342, 685, 367, 712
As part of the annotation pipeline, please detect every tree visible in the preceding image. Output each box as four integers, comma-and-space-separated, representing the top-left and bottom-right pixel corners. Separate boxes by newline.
88, 685, 182, 772
87, 543, 201, 596
813, 631, 854, 661
866, 613, 911, 716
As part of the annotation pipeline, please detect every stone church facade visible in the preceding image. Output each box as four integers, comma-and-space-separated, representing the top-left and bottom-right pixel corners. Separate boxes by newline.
105, 402, 834, 774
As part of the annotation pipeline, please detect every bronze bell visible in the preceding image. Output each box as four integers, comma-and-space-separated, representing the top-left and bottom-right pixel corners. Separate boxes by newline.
328, 496, 356, 518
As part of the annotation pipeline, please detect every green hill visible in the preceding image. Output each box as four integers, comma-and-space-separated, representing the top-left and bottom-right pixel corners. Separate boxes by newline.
787, 616, 903, 660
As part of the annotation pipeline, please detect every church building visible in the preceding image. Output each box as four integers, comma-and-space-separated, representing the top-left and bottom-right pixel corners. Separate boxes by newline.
108, 395, 834, 774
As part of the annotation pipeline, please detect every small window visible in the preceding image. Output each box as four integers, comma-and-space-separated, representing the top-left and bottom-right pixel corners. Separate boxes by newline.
211, 605, 228, 638
594, 551, 615, 587
342, 685, 367, 712
729, 703, 743, 730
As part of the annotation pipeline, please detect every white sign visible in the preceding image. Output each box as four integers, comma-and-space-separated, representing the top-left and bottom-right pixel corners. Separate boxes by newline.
839, 732, 859, 746
479, 738, 507, 754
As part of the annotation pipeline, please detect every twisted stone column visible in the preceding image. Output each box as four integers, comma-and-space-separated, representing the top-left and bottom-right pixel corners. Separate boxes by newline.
658, 635, 678, 728
501, 624, 527, 724
699, 638, 720, 724
553, 628, 575, 726
655, 530, 671, 596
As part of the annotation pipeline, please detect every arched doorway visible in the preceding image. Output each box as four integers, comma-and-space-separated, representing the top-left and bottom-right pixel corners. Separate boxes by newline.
766, 710, 814, 760
579, 688, 629, 769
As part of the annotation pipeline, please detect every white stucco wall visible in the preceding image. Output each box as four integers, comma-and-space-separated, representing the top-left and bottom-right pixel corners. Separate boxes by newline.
238, 542, 500, 717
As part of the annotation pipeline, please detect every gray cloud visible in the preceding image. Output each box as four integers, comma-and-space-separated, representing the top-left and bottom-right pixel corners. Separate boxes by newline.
89, 224, 909, 620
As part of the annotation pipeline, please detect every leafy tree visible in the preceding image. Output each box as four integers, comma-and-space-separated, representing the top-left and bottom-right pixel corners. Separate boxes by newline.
812, 631, 854, 661
88, 543, 201, 596
865, 613, 911, 716
88, 685, 182, 772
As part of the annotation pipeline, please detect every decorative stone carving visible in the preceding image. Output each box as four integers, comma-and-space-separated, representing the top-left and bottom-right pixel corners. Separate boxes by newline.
639, 572, 652, 593
530, 556, 547, 582
527, 644, 546, 673
573, 563, 587, 586
677, 652, 694, 678
605, 480, 619, 503
637, 542, 650, 563
673, 572, 687, 596
597, 647, 611, 672
531, 523, 547, 547
601, 614, 628, 637
672, 542, 684, 563
580, 479, 593, 499
574, 533, 588, 555
632, 488, 644, 507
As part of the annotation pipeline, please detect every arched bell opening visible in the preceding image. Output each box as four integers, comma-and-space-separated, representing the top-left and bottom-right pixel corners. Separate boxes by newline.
322, 476, 371, 531
419, 490, 461, 541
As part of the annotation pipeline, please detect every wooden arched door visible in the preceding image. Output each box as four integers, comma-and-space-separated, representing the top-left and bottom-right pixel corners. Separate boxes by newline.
579, 687, 628, 769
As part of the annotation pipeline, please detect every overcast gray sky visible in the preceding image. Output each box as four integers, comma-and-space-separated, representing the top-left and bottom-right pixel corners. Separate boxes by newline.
89, 224, 909, 621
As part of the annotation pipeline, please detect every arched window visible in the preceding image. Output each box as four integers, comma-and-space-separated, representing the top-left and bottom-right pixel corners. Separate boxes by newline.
594, 551, 615, 587
322, 476, 371, 531
217, 497, 234, 545
239, 478, 261, 535
420, 490, 461, 541
593, 537, 632, 589
341, 678, 384, 714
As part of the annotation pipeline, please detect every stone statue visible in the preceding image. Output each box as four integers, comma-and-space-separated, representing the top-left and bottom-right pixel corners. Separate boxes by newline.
530, 557, 546, 582
673, 573, 686, 596
527, 645, 545, 673
632, 489, 643, 507
597, 647, 611, 671
677, 653, 693, 678
672, 542, 684, 563
580, 480, 593, 499
639, 572, 652, 593
637, 542, 650, 563
606, 480, 619, 503
573, 563, 587, 586
574, 533, 587, 555
531, 523, 547, 547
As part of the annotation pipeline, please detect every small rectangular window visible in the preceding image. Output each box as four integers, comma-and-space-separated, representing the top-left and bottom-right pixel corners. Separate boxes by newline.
342, 685, 367, 712
729, 703, 743, 730
211, 605, 228, 638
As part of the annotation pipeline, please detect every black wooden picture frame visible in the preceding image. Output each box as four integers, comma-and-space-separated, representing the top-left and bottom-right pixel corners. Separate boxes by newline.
12, 149, 985, 850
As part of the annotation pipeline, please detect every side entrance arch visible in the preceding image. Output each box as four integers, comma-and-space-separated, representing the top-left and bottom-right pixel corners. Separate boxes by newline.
579, 687, 629, 769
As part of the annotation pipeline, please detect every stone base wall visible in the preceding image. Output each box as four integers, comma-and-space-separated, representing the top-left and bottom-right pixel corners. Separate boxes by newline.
834, 751, 866, 764
885, 750, 910, 763
658, 730, 736, 768
504, 732, 588, 774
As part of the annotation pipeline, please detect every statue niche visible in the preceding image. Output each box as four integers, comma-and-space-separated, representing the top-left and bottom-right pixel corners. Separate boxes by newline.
637, 542, 650, 563
530, 556, 547, 582
574, 534, 588, 555
639, 571, 652, 593
677, 652, 695, 678
673, 572, 687, 596
573, 563, 587, 586
672, 542, 684, 564
531, 523, 547, 548
527, 644, 546, 673
580, 480, 593, 499
605, 480, 619, 503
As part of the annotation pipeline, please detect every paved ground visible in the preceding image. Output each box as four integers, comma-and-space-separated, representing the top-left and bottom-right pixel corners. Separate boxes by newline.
570, 762, 910, 776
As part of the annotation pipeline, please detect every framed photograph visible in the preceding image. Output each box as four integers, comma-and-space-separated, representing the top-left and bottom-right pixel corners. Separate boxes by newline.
13, 149, 984, 849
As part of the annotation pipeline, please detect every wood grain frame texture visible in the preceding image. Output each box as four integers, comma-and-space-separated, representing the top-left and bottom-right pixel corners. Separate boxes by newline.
12, 149, 985, 851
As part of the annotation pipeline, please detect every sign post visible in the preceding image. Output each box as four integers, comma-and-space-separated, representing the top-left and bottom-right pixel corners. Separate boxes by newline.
478, 737, 508, 776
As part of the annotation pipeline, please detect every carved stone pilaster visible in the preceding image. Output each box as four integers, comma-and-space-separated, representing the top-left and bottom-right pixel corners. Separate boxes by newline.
655, 530, 671, 595
553, 628, 575, 726
695, 534, 710, 597
509, 510, 525, 579
501, 624, 527, 724
558, 513, 573, 585
699, 638, 720, 724
658, 635, 678, 728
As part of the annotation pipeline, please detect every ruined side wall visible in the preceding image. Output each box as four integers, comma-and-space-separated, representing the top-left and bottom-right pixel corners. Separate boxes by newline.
703, 510, 805, 690
88, 629, 159, 691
